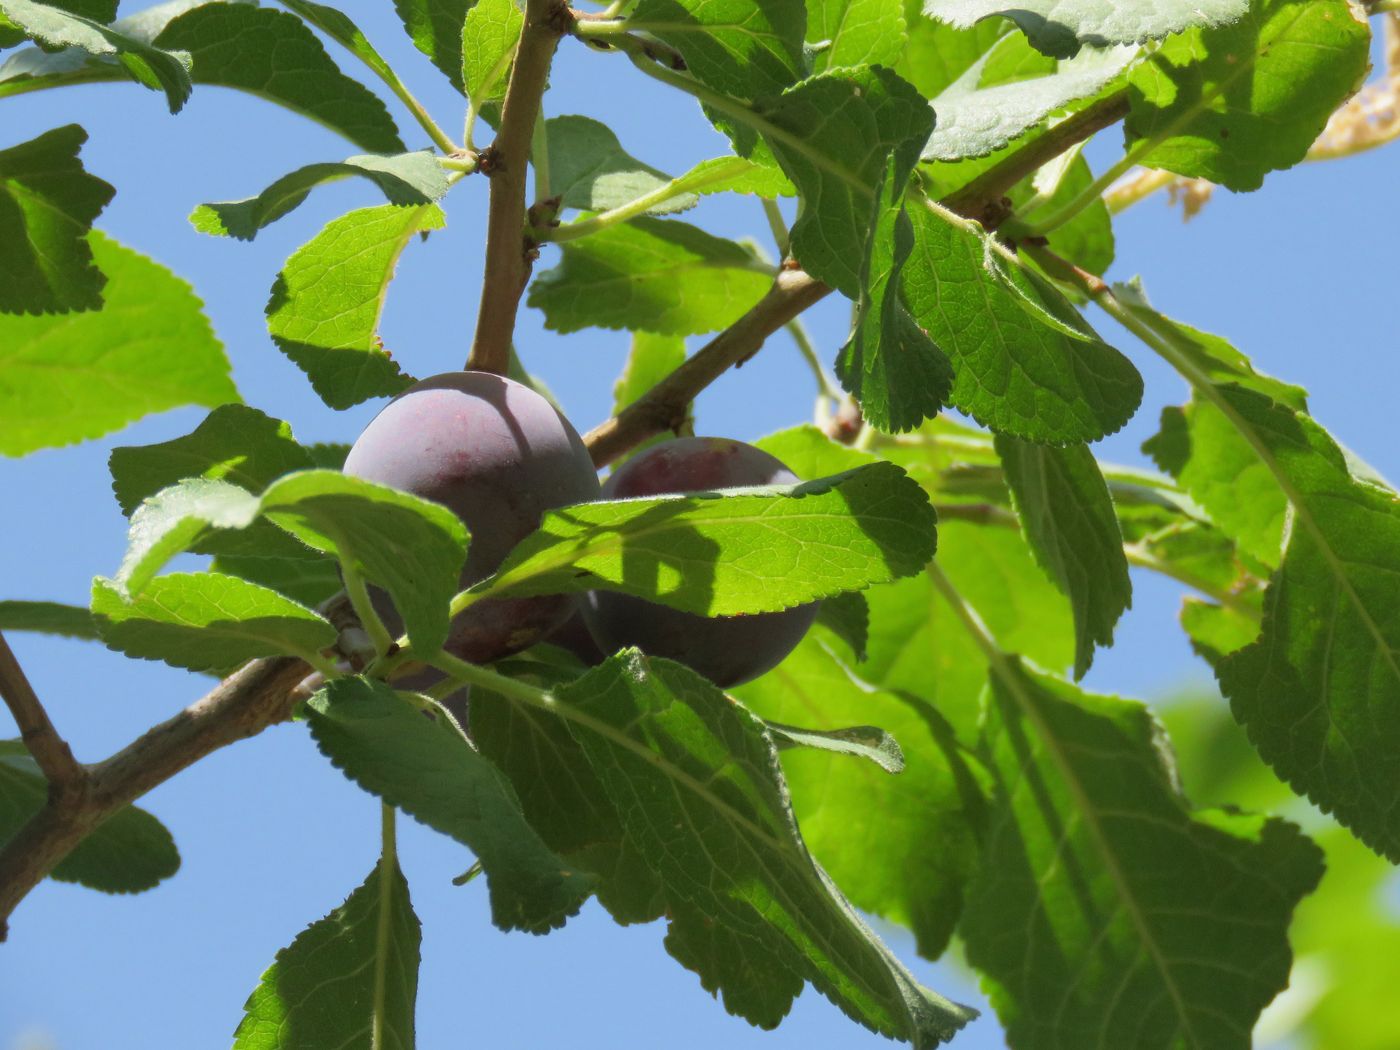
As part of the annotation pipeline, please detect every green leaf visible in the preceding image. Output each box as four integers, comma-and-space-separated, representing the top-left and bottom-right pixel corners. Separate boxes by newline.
613, 330, 685, 413
758, 66, 932, 300
208, 553, 345, 608
191, 151, 449, 240
0, 231, 237, 458
0, 124, 113, 314
813, 589, 869, 660
462, 0, 522, 112
278, 0, 412, 99
628, 0, 806, 100
267, 204, 437, 410
483, 462, 938, 615
546, 115, 693, 216
928, 0, 1249, 59
921, 36, 1134, 161
960, 659, 1322, 1048
528, 217, 773, 336
92, 573, 336, 673
735, 628, 986, 959
112, 470, 467, 654
558, 653, 978, 1042
806, 0, 904, 73
0, 740, 180, 893
672, 155, 795, 198
1198, 386, 1400, 862
765, 716, 904, 773
896, 9, 1008, 102
394, 0, 471, 93
902, 201, 1142, 443
109, 404, 314, 515
0, 0, 192, 111
755, 422, 879, 479
1124, 0, 1370, 192
156, 3, 405, 152
306, 677, 594, 933
995, 435, 1131, 678
231, 858, 420, 1050
0, 599, 98, 640
1014, 152, 1114, 276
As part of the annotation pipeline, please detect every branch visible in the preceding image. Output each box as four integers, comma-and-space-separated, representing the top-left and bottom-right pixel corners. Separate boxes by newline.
940, 88, 1131, 229
0, 655, 313, 940
583, 267, 830, 467
0, 630, 84, 794
466, 0, 568, 374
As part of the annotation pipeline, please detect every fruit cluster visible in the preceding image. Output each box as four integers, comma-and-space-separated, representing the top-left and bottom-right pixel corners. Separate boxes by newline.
344, 371, 818, 687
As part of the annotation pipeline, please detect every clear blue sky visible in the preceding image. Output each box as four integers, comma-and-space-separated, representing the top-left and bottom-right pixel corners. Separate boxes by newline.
1, 8, 1395, 1049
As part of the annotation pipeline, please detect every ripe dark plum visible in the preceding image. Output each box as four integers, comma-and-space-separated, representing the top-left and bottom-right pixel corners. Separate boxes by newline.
344, 371, 600, 662
581, 437, 820, 687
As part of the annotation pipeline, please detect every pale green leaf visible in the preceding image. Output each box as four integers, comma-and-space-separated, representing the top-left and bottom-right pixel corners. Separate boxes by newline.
0, 231, 237, 458
807, 0, 904, 73
462, 0, 521, 109
547, 115, 693, 216
394, 0, 471, 92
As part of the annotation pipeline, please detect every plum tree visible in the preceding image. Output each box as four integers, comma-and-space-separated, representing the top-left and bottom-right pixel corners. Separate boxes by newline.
581, 437, 820, 686
344, 371, 600, 661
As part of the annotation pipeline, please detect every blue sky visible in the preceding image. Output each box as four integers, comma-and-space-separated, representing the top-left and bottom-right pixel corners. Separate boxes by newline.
1, 7, 1395, 1049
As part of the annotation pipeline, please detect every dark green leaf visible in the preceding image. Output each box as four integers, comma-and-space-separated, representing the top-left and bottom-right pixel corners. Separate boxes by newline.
628, 0, 805, 100
814, 590, 869, 660
191, 151, 449, 240
928, 0, 1249, 59
306, 677, 594, 933
483, 462, 938, 614
0, 231, 237, 458
462, 0, 522, 112
547, 115, 692, 216
558, 653, 978, 1042
0, 600, 98, 640
0, 741, 179, 893
92, 573, 336, 673
961, 660, 1322, 1048
902, 201, 1142, 443
393, 0, 471, 92
231, 857, 419, 1050
267, 204, 434, 410
0, 124, 113, 314
995, 435, 1130, 678
1124, 0, 1370, 191
528, 217, 773, 336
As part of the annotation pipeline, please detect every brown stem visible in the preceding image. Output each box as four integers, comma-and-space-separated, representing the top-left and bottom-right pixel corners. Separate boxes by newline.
940, 88, 1131, 230
0, 656, 313, 940
583, 268, 830, 467
0, 630, 84, 795
466, 0, 568, 374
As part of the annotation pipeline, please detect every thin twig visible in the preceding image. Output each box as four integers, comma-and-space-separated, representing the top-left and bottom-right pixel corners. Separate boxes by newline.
466, 0, 568, 374
0, 631, 84, 793
0, 656, 313, 940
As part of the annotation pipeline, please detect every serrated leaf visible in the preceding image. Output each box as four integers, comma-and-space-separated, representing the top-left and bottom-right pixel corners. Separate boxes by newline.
109, 404, 314, 515
462, 0, 521, 111
547, 115, 692, 216
902, 201, 1142, 443
961, 659, 1322, 1049
528, 217, 772, 336
559, 653, 977, 1042
482, 462, 938, 615
231, 857, 419, 1050
928, 0, 1249, 59
394, 0, 471, 92
0, 0, 192, 111
305, 677, 593, 933
92, 573, 336, 673
191, 151, 448, 240
736, 628, 986, 958
0, 740, 179, 894
267, 204, 437, 410
921, 35, 1134, 161
1198, 386, 1400, 862
995, 434, 1130, 678
112, 470, 467, 654
628, 0, 805, 100
1124, 0, 1370, 192
807, 0, 904, 73
0, 124, 113, 314
0, 599, 98, 640
0, 231, 237, 458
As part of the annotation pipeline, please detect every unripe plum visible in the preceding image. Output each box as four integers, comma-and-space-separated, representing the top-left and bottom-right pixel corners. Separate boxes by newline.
581, 437, 820, 687
344, 371, 601, 662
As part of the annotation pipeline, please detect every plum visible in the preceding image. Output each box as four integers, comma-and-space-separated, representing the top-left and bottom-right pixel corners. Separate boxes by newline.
581, 437, 819, 687
344, 371, 600, 662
